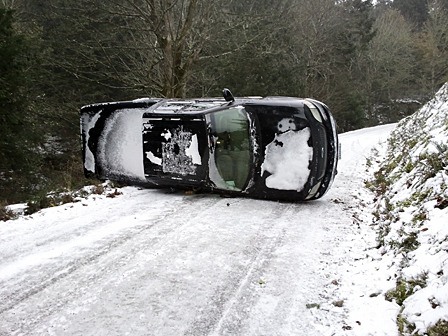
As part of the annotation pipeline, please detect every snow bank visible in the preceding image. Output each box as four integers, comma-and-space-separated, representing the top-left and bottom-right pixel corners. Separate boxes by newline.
368, 83, 448, 335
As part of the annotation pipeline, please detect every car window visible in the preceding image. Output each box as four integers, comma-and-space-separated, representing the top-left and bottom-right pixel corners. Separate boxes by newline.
207, 107, 251, 191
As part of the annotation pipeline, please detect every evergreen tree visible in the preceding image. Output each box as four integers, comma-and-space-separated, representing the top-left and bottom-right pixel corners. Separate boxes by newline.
328, 0, 377, 130
365, 9, 415, 124
0, 7, 43, 202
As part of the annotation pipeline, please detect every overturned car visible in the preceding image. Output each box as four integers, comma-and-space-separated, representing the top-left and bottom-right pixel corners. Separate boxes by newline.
80, 90, 339, 201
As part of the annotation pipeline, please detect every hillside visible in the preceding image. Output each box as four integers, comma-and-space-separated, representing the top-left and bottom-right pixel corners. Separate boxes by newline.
366, 83, 448, 335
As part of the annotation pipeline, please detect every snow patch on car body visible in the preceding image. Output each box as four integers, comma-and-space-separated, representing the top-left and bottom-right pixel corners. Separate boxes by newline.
81, 112, 102, 173
161, 126, 201, 176
145, 133, 200, 169
146, 151, 162, 165
185, 134, 201, 165
97, 108, 146, 181
161, 129, 172, 141
277, 118, 297, 132
261, 128, 313, 191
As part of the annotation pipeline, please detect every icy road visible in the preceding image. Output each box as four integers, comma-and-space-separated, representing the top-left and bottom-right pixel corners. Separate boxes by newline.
0, 124, 396, 336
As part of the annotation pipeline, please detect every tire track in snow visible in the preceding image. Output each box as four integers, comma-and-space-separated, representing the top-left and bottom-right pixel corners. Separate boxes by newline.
183, 201, 295, 336
0, 193, 222, 326
0, 189, 173, 267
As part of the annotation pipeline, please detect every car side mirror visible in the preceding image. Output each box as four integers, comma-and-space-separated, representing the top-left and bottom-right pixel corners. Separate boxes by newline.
222, 88, 234, 102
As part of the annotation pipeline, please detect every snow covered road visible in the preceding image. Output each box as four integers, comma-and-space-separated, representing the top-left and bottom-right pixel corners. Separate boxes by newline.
0, 124, 396, 336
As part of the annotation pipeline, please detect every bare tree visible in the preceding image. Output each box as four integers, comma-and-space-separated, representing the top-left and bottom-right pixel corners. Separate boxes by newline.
100, 0, 221, 97
37, 0, 275, 98
103, 0, 287, 98
359, 8, 415, 124
287, 0, 347, 98
367, 9, 415, 100
0, 0, 15, 9
417, 0, 448, 92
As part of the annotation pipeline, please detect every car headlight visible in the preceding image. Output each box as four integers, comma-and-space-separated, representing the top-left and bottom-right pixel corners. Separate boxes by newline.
304, 101, 323, 123
306, 181, 322, 200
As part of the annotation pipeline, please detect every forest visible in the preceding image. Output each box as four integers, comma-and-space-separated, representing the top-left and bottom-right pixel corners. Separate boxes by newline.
1, 0, 447, 204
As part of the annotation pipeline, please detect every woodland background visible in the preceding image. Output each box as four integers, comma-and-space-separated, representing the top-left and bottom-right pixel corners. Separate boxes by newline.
1, 0, 447, 203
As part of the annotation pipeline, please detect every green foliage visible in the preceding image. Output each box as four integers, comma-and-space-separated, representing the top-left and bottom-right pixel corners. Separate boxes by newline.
0, 3, 119, 203
396, 190, 430, 209
418, 149, 447, 180
427, 320, 448, 336
305, 303, 321, 309
0, 8, 31, 161
25, 193, 76, 215
367, 166, 392, 196
397, 315, 416, 335
24, 182, 123, 215
394, 231, 420, 252
404, 161, 414, 173
337, 92, 368, 131
397, 311, 448, 336
412, 210, 428, 225
0, 7, 46, 202
385, 274, 427, 306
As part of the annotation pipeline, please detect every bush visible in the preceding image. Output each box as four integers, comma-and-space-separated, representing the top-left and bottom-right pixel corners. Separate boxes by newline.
385, 274, 427, 306
427, 320, 448, 336
0, 201, 17, 221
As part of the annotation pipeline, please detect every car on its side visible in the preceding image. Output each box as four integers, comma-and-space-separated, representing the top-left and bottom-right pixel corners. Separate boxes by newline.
80, 90, 339, 201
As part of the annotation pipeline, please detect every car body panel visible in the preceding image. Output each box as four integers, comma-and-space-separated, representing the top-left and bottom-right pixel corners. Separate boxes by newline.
80, 96, 339, 201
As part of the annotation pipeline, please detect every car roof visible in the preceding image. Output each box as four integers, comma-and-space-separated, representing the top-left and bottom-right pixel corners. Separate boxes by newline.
150, 98, 228, 114
149, 96, 308, 114
81, 96, 310, 114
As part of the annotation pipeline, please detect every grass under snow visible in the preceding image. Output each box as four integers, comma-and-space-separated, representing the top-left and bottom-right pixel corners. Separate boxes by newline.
367, 82, 448, 335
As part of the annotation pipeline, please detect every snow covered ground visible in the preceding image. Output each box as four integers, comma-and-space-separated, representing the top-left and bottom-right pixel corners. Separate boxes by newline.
3, 84, 448, 336
0, 121, 401, 336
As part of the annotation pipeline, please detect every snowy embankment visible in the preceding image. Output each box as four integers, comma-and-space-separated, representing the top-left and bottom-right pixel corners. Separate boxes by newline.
365, 83, 448, 335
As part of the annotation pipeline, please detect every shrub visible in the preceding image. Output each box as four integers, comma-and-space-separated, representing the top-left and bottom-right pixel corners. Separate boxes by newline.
0, 202, 17, 221
385, 274, 427, 306
427, 320, 448, 336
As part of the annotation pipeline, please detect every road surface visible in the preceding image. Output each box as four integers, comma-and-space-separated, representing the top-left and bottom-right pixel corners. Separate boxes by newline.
0, 124, 396, 336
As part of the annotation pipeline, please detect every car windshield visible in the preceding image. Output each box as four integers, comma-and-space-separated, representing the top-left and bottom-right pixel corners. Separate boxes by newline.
207, 107, 251, 191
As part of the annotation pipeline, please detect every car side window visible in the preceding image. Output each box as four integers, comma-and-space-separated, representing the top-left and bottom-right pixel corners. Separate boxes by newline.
207, 107, 251, 191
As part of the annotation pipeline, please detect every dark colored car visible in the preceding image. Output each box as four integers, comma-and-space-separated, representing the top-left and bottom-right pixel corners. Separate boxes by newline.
80, 90, 339, 201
